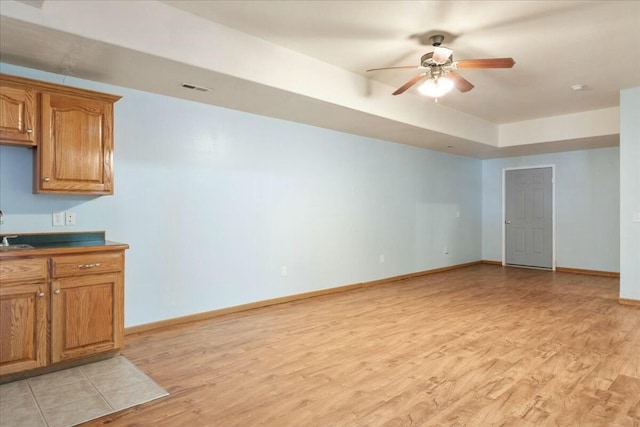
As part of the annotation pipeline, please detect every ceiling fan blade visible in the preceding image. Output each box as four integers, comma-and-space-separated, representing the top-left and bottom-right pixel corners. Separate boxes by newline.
447, 71, 475, 93
455, 58, 515, 69
432, 46, 453, 64
367, 65, 420, 72
392, 73, 428, 95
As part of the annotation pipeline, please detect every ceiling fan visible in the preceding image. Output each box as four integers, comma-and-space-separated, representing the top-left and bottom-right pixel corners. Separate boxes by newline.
367, 34, 515, 98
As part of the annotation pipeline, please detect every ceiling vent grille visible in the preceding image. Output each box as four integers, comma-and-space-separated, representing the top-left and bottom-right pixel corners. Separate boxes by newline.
181, 83, 210, 92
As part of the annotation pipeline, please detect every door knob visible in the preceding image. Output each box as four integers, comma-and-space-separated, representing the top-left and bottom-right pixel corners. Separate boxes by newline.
505, 220, 511, 224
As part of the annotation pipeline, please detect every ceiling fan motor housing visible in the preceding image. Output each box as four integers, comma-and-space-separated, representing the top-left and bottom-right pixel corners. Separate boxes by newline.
430, 34, 445, 46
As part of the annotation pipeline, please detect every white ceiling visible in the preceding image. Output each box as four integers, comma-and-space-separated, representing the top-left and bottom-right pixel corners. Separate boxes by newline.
0, 0, 638, 158
162, 0, 640, 124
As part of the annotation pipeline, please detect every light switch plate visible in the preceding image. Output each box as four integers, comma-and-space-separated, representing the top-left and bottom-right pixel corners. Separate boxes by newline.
633, 212, 640, 223
53, 212, 65, 226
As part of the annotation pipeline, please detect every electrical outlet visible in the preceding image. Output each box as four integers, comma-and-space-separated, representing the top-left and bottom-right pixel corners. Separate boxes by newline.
281, 266, 287, 276
65, 211, 76, 226
53, 212, 65, 226
444, 247, 449, 255
379, 254, 385, 263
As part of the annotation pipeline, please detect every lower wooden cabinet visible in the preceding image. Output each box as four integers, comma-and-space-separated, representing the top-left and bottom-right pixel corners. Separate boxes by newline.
0, 281, 48, 376
0, 258, 48, 376
51, 272, 123, 363
0, 249, 126, 378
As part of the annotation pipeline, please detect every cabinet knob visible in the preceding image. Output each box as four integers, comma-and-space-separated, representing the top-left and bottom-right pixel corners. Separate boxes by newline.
54, 289, 61, 295
43, 177, 51, 182
26, 129, 33, 133
38, 292, 45, 297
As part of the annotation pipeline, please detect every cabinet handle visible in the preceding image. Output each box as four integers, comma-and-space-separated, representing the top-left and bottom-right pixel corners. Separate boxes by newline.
26, 129, 33, 133
43, 177, 51, 182
54, 289, 60, 295
38, 292, 45, 297
78, 263, 101, 269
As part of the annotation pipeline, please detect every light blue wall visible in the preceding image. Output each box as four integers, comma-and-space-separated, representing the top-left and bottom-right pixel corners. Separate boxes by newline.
0, 63, 482, 326
620, 88, 640, 300
482, 148, 620, 271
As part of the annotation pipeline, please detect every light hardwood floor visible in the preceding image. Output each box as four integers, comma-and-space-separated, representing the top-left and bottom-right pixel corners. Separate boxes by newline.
84, 265, 640, 426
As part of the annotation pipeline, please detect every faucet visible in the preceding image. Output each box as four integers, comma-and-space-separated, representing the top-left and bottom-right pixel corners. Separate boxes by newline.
0, 210, 17, 246
1, 235, 17, 247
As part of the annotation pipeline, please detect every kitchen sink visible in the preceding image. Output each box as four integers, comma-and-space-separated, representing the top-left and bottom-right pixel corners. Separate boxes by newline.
0, 244, 34, 251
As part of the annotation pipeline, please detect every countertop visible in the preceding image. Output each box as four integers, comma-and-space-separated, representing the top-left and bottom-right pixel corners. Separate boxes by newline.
0, 231, 129, 258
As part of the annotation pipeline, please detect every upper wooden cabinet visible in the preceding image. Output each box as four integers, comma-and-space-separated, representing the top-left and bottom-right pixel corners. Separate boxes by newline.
0, 82, 36, 146
38, 93, 114, 194
0, 74, 121, 195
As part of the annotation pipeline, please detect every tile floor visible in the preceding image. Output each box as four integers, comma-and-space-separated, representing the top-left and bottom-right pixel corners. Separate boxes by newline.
0, 356, 168, 427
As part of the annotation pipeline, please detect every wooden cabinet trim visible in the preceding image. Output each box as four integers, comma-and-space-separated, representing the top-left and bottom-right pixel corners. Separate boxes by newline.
0, 74, 121, 104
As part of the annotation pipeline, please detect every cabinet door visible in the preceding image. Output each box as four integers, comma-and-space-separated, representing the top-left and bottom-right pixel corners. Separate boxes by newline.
38, 92, 114, 194
51, 273, 124, 363
0, 282, 48, 375
0, 83, 36, 146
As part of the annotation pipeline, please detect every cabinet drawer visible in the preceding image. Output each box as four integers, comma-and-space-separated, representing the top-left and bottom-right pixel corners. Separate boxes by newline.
51, 252, 123, 278
0, 258, 47, 284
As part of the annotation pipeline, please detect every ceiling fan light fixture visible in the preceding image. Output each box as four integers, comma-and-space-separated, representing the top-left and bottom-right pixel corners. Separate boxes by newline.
418, 76, 454, 98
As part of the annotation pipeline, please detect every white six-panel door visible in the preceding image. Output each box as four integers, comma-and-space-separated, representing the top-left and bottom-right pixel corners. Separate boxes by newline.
504, 167, 554, 269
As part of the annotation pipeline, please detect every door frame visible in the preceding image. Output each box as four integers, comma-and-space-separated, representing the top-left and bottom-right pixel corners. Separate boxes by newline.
502, 165, 556, 270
